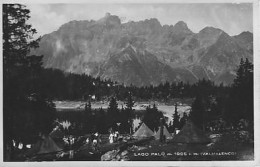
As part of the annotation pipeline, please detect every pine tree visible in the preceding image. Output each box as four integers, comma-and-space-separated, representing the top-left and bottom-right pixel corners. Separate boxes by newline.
83, 100, 93, 133
226, 58, 253, 129
3, 4, 40, 73
107, 97, 119, 129
233, 58, 245, 88
179, 112, 189, 129
84, 100, 92, 115
96, 107, 107, 133
3, 4, 56, 161
190, 95, 205, 130
126, 92, 134, 111
125, 92, 135, 133
172, 104, 180, 129
142, 104, 164, 131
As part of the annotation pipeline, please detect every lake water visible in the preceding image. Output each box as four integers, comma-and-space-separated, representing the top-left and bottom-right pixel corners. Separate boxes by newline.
55, 101, 191, 130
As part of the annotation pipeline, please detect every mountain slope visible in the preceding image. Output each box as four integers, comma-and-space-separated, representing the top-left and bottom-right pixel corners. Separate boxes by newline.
31, 13, 253, 86
95, 45, 197, 86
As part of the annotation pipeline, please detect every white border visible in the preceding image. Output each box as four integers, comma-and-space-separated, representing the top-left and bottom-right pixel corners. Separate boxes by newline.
0, 0, 259, 4
0, 0, 259, 166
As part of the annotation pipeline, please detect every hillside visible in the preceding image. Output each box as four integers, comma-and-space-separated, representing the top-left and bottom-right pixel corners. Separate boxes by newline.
31, 13, 253, 86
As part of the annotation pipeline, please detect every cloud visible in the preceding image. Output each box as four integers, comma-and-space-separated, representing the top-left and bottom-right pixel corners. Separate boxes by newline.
27, 4, 68, 37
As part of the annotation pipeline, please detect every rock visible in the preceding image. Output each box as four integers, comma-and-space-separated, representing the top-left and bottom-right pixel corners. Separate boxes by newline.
101, 150, 119, 161
206, 143, 214, 147
120, 156, 130, 161
121, 150, 128, 156
137, 146, 147, 151
116, 155, 121, 160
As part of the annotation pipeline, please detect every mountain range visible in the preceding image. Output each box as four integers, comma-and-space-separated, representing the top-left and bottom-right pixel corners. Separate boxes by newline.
31, 13, 253, 86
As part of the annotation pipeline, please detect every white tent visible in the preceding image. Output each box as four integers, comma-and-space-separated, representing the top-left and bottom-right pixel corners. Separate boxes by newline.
172, 120, 211, 144
25, 135, 62, 157
154, 126, 173, 140
132, 123, 154, 138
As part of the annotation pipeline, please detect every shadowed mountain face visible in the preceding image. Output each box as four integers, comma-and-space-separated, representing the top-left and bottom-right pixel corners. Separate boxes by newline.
31, 13, 253, 86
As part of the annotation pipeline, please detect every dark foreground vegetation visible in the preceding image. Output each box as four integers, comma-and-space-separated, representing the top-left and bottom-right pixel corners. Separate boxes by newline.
3, 4, 254, 161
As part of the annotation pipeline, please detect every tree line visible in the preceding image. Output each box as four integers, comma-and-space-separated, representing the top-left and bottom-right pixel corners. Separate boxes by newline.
189, 58, 253, 132
30, 68, 229, 102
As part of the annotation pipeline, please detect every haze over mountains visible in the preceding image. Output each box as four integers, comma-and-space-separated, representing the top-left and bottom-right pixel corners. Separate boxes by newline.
31, 13, 253, 86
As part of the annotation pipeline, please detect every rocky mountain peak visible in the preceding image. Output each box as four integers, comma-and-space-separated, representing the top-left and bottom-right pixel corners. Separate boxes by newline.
33, 14, 253, 86
172, 21, 192, 34
174, 21, 188, 29
199, 26, 223, 35
233, 31, 253, 43
197, 26, 224, 47
142, 18, 162, 30
97, 12, 121, 27
233, 31, 253, 54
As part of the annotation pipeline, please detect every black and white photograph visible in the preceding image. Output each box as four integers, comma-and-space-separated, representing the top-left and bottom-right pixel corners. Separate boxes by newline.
1, 0, 259, 166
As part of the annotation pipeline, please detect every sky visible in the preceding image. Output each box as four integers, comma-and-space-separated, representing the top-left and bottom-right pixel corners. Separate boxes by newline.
26, 3, 253, 37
